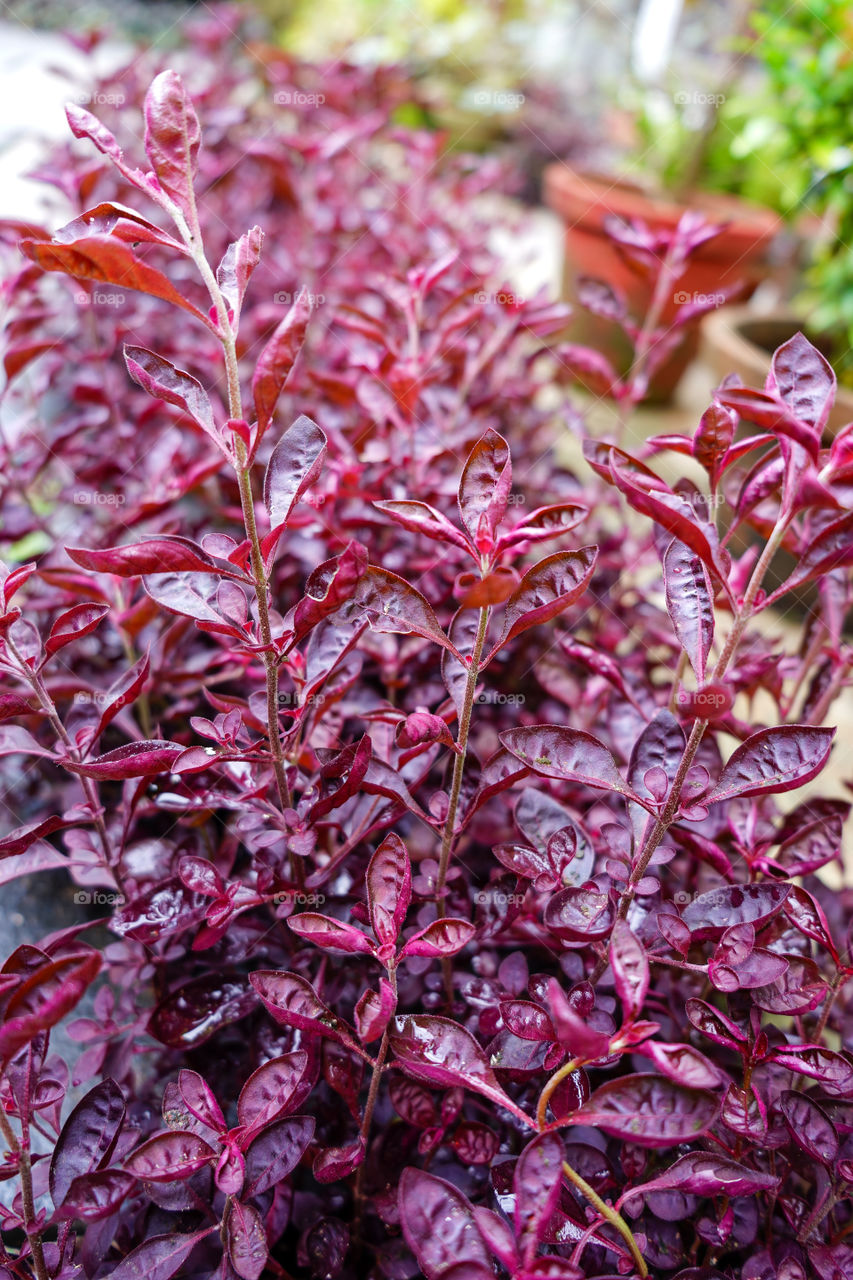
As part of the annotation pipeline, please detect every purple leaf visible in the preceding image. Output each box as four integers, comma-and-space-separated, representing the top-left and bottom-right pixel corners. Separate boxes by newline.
106, 1230, 215, 1280
543, 887, 614, 945
53, 1169, 136, 1222
390, 1014, 526, 1120
366, 832, 411, 948
663, 538, 714, 682
0, 949, 101, 1062
399, 918, 476, 959
177, 1070, 225, 1133
515, 1132, 564, 1264
44, 603, 109, 658
124, 346, 222, 452
263, 414, 327, 531
63, 740, 183, 780
216, 226, 263, 323
770, 331, 836, 437
780, 1090, 838, 1164
609, 920, 649, 1022
704, 726, 835, 802
288, 912, 375, 955
571, 1074, 720, 1147
354, 979, 397, 1043
250, 970, 356, 1047
124, 1131, 216, 1181
500, 725, 636, 799
693, 402, 737, 480
244, 1115, 315, 1195
225, 1199, 268, 1280
336, 566, 460, 656
50, 1078, 125, 1207
625, 1152, 779, 1204
237, 1051, 309, 1133
252, 290, 313, 432
769, 1045, 853, 1095
458, 428, 512, 550
143, 71, 201, 216
489, 546, 597, 656
398, 1168, 492, 1280
374, 499, 474, 554
67, 537, 223, 578
681, 883, 790, 942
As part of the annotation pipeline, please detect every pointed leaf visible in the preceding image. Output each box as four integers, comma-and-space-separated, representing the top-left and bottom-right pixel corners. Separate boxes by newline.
610, 920, 649, 1021
144, 70, 201, 216
501, 725, 636, 799
337, 567, 459, 655
491, 547, 597, 655
390, 1014, 526, 1120
399, 918, 475, 959
250, 970, 355, 1047
681, 883, 790, 942
374, 500, 473, 554
366, 833, 411, 947
63, 740, 183, 780
50, 1079, 125, 1207
237, 1051, 309, 1132
244, 1115, 315, 1196
571, 1074, 720, 1147
253, 290, 313, 431
704, 726, 835, 802
263, 414, 327, 531
124, 1131, 215, 1181
106, 1230, 215, 1280
287, 912, 375, 955
67, 537, 221, 578
663, 538, 714, 681
124, 346, 221, 450
225, 1199, 268, 1280
458, 429, 512, 548
625, 1152, 779, 1204
398, 1168, 491, 1280
515, 1132, 564, 1264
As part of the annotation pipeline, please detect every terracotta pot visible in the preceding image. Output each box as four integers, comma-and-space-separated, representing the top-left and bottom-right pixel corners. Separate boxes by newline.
543, 164, 782, 403
701, 305, 853, 434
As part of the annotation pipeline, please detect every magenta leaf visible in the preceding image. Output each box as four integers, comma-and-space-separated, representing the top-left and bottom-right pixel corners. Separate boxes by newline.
124, 1131, 216, 1181
53, 1169, 136, 1222
374, 499, 474, 554
571, 1074, 720, 1146
252, 289, 313, 432
703, 726, 835, 802
124, 346, 222, 452
366, 832, 412, 947
237, 1051, 309, 1133
44, 602, 109, 659
244, 1115, 315, 1196
225, 1199, 268, 1280
681, 883, 790, 942
771, 512, 853, 598
663, 538, 714, 682
149, 977, 256, 1049
105, 1229, 215, 1280
398, 1168, 492, 1279
543, 887, 614, 945
50, 1078, 125, 1207
489, 546, 597, 656
21, 234, 211, 327
624, 1152, 779, 1204
143, 70, 201, 217
337, 566, 461, 655
500, 725, 637, 800
355, 979, 397, 1043
177, 1069, 225, 1133
457, 428, 512, 550
693, 402, 737, 481
515, 1132, 564, 1265
609, 920, 649, 1022
717, 387, 821, 457
770, 331, 836, 437
398, 918, 476, 959
768, 1045, 853, 1095
288, 911, 376, 955
497, 501, 588, 552
250, 970, 356, 1047
390, 1014, 527, 1120
0, 949, 101, 1061
263, 414, 327, 532
63, 740, 183, 780
313, 1135, 366, 1183
67, 537, 227, 578
216, 226, 263, 324
780, 1091, 838, 1165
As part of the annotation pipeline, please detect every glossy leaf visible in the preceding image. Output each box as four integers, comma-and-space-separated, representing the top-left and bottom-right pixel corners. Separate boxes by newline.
263, 414, 327, 531
681, 883, 790, 942
366, 832, 411, 947
143, 70, 201, 215
399, 917, 476, 959
225, 1199, 268, 1280
44, 603, 109, 658
610, 920, 649, 1021
663, 538, 713, 681
252, 290, 313, 431
571, 1074, 720, 1146
703, 726, 835, 802
50, 1078, 125, 1206
125, 346, 221, 450
124, 1130, 216, 1181
63, 740, 183, 780
244, 1115, 315, 1196
398, 1168, 491, 1279
491, 547, 597, 654
106, 1230, 215, 1280
515, 1132, 564, 1264
458, 428, 512, 549
500, 725, 636, 799
625, 1152, 779, 1203
287, 911, 375, 955
237, 1051, 309, 1132
390, 1014, 524, 1119
250, 970, 354, 1046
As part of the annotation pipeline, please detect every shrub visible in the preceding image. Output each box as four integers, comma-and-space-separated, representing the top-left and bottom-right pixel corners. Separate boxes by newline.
1, 18, 852, 1280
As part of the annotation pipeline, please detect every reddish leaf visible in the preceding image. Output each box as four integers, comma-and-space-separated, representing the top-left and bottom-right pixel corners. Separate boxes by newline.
625, 1152, 778, 1204
704, 726, 835, 802
458, 429, 512, 550
500, 725, 636, 799
399, 918, 475, 959
253, 290, 313, 431
67, 537, 222, 578
54, 1169, 136, 1222
717, 387, 820, 457
768, 1045, 853, 1095
681, 883, 789, 942
105, 1230, 215, 1280
50, 1078, 125, 1207
780, 1090, 838, 1165
390, 1015, 525, 1119
20, 234, 210, 326
225, 1199, 268, 1280
771, 512, 853, 597
337, 566, 460, 656
489, 547, 597, 656
354, 979, 397, 1043
366, 832, 412, 947
398, 1168, 491, 1280
237, 1051, 309, 1132
497, 502, 588, 552
244, 1115, 315, 1196
250, 970, 355, 1047
177, 1070, 225, 1133
515, 1132, 564, 1264
263, 414, 327, 531
216, 226, 264, 323
663, 538, 714, 682
770, 331, 836, 436
693, 402, 737, 480
288, 912, 375, 955
63, 740, 183, 780
609, 920, 649, 1022
571, 1074, 720, 1147
44, 603, 109, 658
124, 1131, 216, 1181
374, 499, 473, 554
143, 70, 201, 216
124, 346, 222, 451
0, 950, 101, 1061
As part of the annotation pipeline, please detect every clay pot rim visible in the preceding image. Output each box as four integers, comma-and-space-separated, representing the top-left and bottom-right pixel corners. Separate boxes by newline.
543, 162, 781, 244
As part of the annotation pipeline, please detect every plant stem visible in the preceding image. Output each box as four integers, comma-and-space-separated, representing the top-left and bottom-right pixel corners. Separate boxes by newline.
177, 210, 301, 884
353, 969, 397, 1244
562, 1159, 648, 1278
536, 1057, 582, 1130
0, 1109, 47, 1280
435, 606, 490, 913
